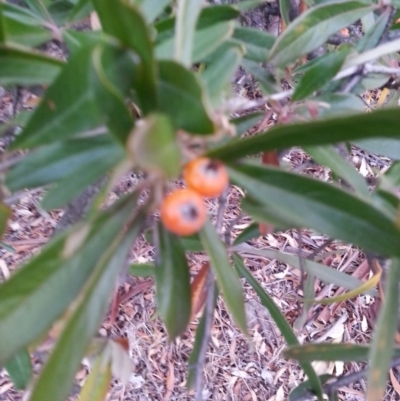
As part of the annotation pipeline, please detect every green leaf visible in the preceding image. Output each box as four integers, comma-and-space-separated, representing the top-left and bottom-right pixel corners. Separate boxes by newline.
11, 45, 101, 149
208, 108, 400, 161
156, 22, 234, 63
279, 0, 291, 27
78, 353, 112, 401
284, 343, 400, 362
3, 3, 52, 47
23, 0, 53, 21
292, 50, 348, 101
7, 136, 123, 191
357, 8, 391, 52
289, 375, 333, 401
234, 255, 324, 401
174, 0, 203, 67
199, 220, 248, 335
233, 222, 260, 245
158, 60, 214, 134
228, 162, 400, 257
232, 0, 266, 11
310, 93, 365, 118
353, 138, 400, 160
241, 59, 279, 94
232, 27, 275, 62
91, 44, 134, 144
67, 0, 93, 23
343, 37, 400, 70
0, 194, 138, 365
230, 112, 264, 136
367, 258, 400, 401
63, 29, 102, 55
39, 157, 111, 210
128, 263, 155, 277
0, 2, 5, 43
232, 245, 376, 295
4, 348, 32, 390
136, 0, 172, 23
304, 145, 369, 196
155, 223, 191, 339
0, 45, 63, 86
202, 42, 242, 105
92, 0, 157, 113
29, 205, 145, 401
127, 113, 181, 178
268, 0, 372, 68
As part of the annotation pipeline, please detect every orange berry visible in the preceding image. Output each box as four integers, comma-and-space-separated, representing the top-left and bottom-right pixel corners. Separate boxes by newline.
183, 157, 229, 198
160, 189, 207, 236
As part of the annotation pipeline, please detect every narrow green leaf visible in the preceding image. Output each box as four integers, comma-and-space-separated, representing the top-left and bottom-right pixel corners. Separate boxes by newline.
39, 158, 112, 210
343, 37, 400, 70
67, 0, 93, 23
233, 222, 260, 245
128, 113, 180, 178
0, 241, 16, 253
279, 0, 291, 27
208, 108, 400, 161
232, 27, 275, 62
0, 194, 138, 365
357, 9, 391, 52
234, 255, 324, 401
367, 258, 400, 401
199, 220, 248, 335
0, 2, 5, 43
29, 206, 145, 401
137, 0, 171, 23
23, 0, 52, 21
10, 45, 101, 149
285, 343, 400, 362
0, 45, 63, 85
128, 263, 155, 277
174, 0, 203, 67
232, 245, 376, 295
78, 354, 112, 401
304, 145, 369, 196
228, 162, 400, 257
268, 0, 372, 67
155, 223, 191, 339
158, 60, 214, 134
92, 0, 157, 113
7, 136, 123, 191
241, 59, 279, 94
156, 22, 234, 63
91, 44, 134, 144
289, 375, 333, 401
353, 138, 400, 160
3, 3, 52, 47
230, 112, 264, 136
202, 43, 242, 105
292, 50, 348, 101
232, 0, 265, 11
4, 348, 32, 390
63, 29, 102, 55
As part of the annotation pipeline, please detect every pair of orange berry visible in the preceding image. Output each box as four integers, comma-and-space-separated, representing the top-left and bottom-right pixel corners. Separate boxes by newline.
161, 158, 229, 236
